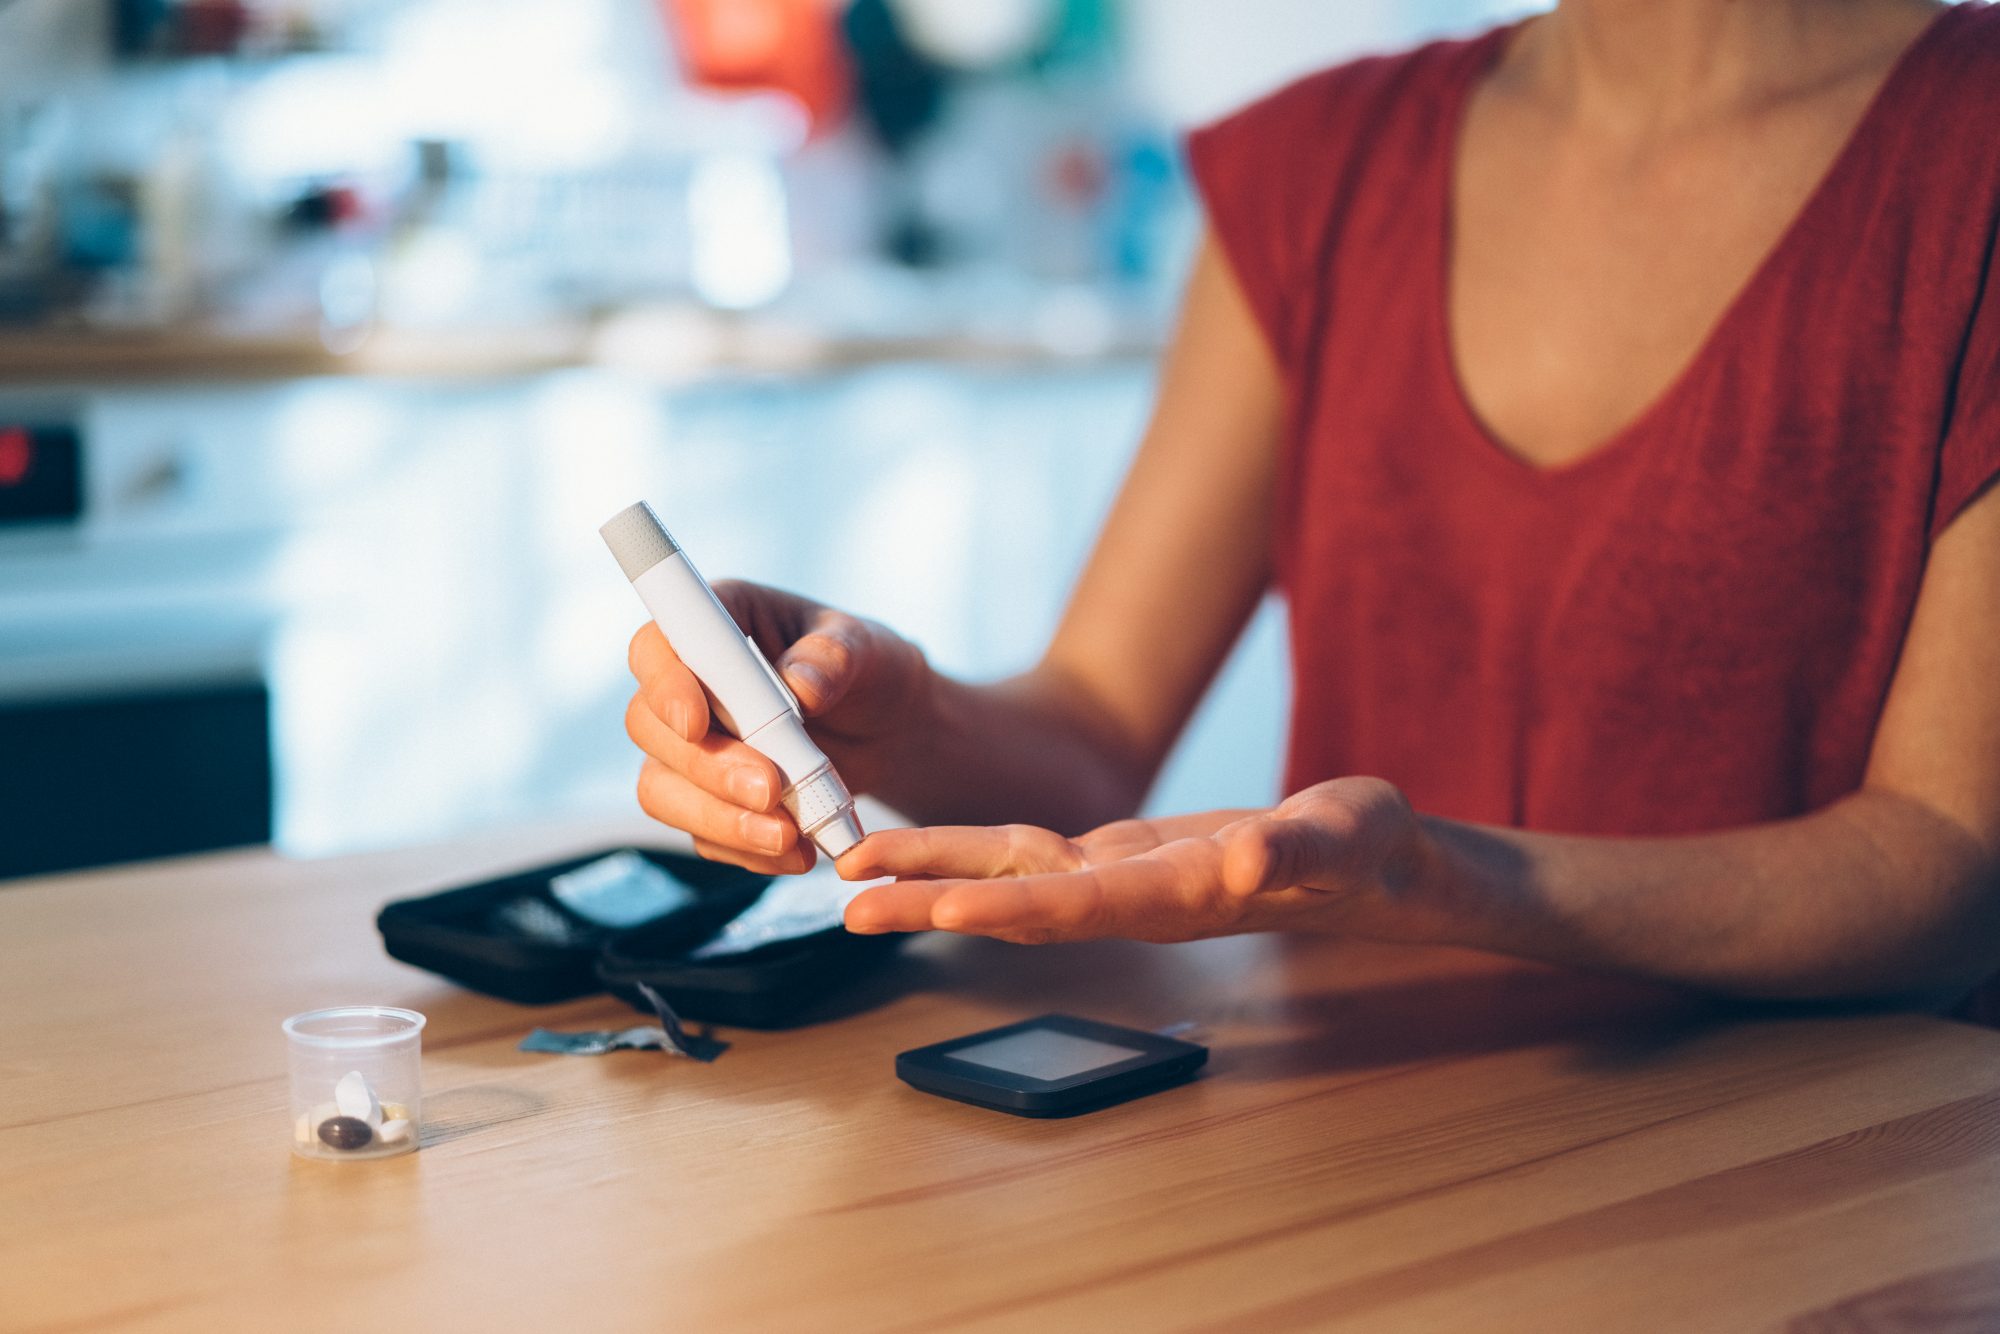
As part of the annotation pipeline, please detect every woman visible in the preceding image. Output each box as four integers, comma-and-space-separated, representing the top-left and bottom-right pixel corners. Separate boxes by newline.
624, 0, 2000, 1002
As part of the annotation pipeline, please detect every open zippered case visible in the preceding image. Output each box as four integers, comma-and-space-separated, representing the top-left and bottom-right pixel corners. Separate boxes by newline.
376, 845, 903, 1028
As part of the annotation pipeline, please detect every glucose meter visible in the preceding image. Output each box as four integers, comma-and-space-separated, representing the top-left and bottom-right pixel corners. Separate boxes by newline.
896, 1014, 1207, 1118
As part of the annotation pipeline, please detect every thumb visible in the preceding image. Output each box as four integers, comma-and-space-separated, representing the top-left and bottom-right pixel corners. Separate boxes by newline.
1220, 812, 1350, 897
1219, 783, 1393, 896
775, 612, 873, 716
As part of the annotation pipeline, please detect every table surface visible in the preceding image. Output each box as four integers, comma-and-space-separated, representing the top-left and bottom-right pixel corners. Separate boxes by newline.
8, 819, 2000, 1333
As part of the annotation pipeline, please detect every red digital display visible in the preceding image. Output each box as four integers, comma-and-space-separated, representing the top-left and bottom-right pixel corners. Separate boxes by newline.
0, 426, 30, 487
0, 424, 81, 524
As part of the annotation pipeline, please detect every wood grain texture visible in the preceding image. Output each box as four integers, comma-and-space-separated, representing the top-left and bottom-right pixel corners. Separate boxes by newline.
5, 819, 2000, 1332
1787, 1256, 2000, 1333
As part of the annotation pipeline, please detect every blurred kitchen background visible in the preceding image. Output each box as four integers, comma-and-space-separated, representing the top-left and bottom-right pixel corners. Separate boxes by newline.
0, 0, 1532, 879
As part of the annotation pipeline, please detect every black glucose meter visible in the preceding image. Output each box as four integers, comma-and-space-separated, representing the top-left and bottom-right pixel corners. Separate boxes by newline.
896, 1014, 1208, 1117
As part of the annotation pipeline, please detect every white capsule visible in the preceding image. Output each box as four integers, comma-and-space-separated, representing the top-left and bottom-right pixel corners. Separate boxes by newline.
294, 1112, 313, 1144
334, 1070, 382, 1126
378, 1118, 413, 1145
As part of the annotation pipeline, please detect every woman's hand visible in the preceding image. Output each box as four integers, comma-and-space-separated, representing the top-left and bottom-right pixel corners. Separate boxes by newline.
625, 582, 932, 875
835, 777, 1445, 945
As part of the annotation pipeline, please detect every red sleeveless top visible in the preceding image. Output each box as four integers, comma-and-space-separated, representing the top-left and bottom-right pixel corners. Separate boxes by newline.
1187, 3, 2000, 835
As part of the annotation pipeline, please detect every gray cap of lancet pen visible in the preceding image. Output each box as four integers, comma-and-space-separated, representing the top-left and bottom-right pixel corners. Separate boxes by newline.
600, 501, 680, 581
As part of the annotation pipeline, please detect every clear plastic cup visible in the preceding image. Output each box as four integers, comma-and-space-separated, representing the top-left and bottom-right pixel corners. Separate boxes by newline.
283, 1006, 425, 1161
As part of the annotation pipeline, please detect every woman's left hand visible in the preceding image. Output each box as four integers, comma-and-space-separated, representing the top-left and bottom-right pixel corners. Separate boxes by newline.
835, 776, 1443, 945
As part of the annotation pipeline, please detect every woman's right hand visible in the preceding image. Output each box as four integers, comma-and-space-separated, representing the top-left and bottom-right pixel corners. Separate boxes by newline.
624, 581, 933, 875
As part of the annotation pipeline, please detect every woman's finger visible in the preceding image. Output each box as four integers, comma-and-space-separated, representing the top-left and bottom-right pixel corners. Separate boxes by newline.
848, 865, 1124, 939
924, 839, 1234, 942
846, 837, 1241, 941
637, 759, 798, 859
843, 880, 953, 933
628, 622, 710, 744
927, 873, 1104, 937
625, 692, 784, 814
926, 858, 1190, 938
691, 835, 815, 877
835, 824, 1081, 882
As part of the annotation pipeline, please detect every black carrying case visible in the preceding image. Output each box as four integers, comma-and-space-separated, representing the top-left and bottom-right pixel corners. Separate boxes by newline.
376, 845, 902, 1028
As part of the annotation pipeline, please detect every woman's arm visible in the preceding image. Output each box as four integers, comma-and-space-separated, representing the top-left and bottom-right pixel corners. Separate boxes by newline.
842, 484, 2000, 1003
622, 236, 1282, 869
1422, 481, 2000, 1000
872, 237, 1284, 834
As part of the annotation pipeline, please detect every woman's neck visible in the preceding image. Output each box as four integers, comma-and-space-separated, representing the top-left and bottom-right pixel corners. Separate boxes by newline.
1513, 0, 1942, 136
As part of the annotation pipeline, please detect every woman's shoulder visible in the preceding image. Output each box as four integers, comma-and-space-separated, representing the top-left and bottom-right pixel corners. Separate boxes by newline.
1940, 0, 2000, 48
1182, 25, 1508, 374
1190, 26, 1502, 148
1885, 5, 2000, 180
1917, 3, 2000, 100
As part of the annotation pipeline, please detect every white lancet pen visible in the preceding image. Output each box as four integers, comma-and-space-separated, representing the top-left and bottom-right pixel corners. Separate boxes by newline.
600, 501, 865, 859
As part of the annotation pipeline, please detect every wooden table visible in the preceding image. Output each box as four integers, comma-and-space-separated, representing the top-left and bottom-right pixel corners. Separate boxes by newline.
7, 819, 2000, 1332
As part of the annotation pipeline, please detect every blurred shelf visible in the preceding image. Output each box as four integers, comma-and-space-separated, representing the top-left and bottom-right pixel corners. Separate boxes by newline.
0, 312, 1161, 387
0, 324, 587, 385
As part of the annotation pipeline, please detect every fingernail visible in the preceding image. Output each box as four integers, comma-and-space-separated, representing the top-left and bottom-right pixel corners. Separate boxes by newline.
743, 813, 787, 854
666, 700, 691, 740
787, 662, 829, 701
729, 768, 773, 810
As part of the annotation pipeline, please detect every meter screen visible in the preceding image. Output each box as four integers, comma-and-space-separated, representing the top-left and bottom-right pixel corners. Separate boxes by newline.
948, 1029, 1144, 1081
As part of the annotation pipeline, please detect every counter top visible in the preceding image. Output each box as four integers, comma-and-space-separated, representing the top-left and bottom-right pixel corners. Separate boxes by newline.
7, 817, 2000, 1330
0, 312, 1156, 385
0, 324, 584, 383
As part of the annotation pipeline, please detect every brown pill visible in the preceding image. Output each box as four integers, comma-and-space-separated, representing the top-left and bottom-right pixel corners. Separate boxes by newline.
318, 1115, 374, 1150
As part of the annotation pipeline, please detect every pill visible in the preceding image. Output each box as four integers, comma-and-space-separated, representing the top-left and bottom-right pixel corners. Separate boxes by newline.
381, 1102, 409, 1123
317, 1116, 374, 1151
378, 1118, 412, 1145
294, 1113, 313, 1144
335, 1071, 382, 1125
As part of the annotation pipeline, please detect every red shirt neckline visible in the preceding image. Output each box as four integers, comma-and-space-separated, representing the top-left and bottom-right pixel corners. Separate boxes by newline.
1425, 4, 1963, 489
1185, 2, 2000, 834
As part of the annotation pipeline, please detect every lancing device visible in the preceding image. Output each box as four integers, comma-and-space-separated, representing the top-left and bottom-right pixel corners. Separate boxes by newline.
600, 501, 865, 859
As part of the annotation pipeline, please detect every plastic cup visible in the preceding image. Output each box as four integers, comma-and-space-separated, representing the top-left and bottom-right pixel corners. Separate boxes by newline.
283, 1006, 425, 1161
